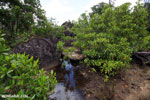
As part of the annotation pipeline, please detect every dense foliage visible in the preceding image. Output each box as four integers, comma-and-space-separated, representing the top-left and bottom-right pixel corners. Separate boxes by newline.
0, 0, 64, 47
0, 34, 57, 99
0, 0, 59, 99
144, 1, 150, 31
90, 2, 108, 17
68, 1, 149, 80
0, 1, 150, 99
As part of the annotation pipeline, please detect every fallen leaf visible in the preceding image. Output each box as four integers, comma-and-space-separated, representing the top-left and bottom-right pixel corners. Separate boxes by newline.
88, 94, 91, 98
125, 84, 128, 88
114, 93, 118, 97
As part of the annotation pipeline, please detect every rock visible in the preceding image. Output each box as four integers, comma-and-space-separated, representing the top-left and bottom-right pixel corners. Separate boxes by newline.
43, 60, 61, 72
11, 36, 61, 68
62, 47, 85, 61
132, 51, 150, 66
67, 52, 84, 61
61, 21, 75, 37
62, 21, 73, 30
61, 21, 75, 47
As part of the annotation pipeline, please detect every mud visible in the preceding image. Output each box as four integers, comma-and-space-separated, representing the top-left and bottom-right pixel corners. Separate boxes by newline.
45, 59, 150, 100
80, 64, 150, 100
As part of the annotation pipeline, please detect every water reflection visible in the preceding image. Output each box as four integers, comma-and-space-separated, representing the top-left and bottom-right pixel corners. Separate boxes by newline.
50, 83, 84, 100
49, 60, 85, 100
64, 61, 72, 71
64, 61, 75, 90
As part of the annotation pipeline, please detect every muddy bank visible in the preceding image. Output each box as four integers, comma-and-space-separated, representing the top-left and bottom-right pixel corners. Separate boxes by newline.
11, 36, 61, 68
79, 64, 150, 100
45, 58, 150, 100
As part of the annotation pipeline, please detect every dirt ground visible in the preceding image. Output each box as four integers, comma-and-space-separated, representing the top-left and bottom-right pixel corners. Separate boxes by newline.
79, 64, 150, 100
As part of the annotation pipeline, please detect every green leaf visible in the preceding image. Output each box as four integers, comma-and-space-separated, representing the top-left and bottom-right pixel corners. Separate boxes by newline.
7, 70, 13, 75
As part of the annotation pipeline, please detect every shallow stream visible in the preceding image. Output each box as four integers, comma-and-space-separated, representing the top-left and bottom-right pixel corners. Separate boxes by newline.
49, 60, 87, 100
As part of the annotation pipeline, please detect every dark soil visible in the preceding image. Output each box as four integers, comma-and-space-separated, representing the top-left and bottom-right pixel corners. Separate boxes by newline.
132, 52, 150, 66
79, 64, 150, 100
44, 58, 150, 100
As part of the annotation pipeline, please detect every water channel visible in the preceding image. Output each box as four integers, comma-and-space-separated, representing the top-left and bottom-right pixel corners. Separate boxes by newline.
49, 60, 87, 100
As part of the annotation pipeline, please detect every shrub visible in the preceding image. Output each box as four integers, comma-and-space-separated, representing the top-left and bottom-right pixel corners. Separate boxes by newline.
142, 36, 150, 50
81, 34, 133, 81
57, 41, 65, 53
0, 34, 10, 55
0, 53, 57, 100
70, 1, 148, 81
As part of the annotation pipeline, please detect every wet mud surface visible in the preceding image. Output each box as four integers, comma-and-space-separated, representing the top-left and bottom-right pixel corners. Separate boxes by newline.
80, 64, 150, 100
47, 62, 150, 100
